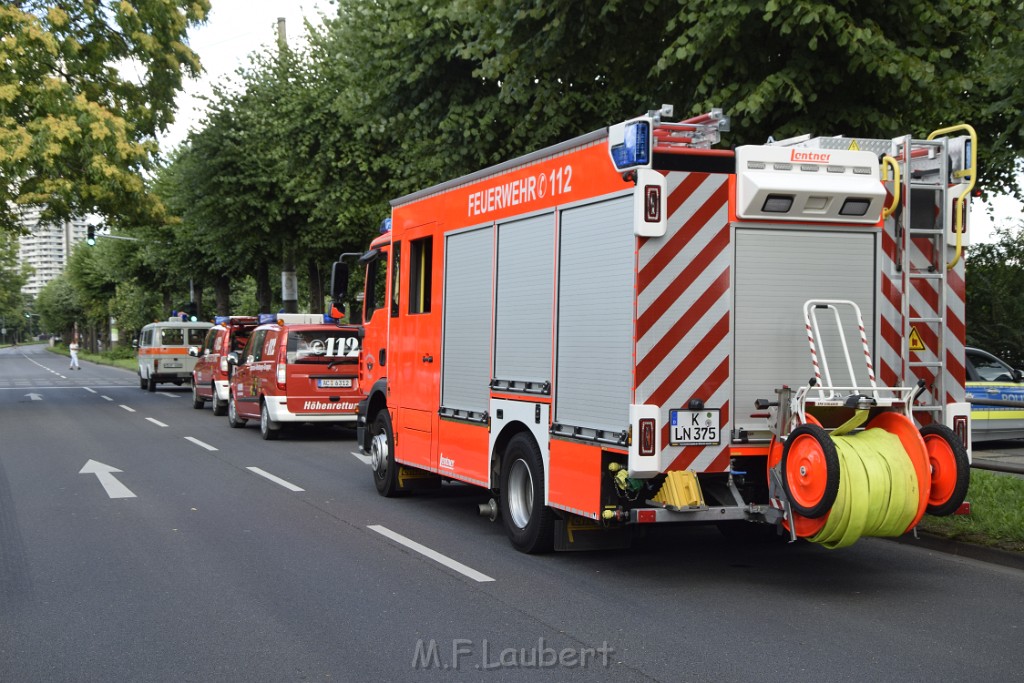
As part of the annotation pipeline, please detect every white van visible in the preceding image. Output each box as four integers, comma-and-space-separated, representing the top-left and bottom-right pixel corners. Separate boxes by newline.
136, 318, 212, 392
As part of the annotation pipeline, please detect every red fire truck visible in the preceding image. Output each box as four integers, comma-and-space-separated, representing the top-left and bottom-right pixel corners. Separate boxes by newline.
331, 107, 976, 552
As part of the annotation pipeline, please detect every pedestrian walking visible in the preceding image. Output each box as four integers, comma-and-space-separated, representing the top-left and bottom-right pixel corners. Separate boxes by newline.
69, 339, 80, 370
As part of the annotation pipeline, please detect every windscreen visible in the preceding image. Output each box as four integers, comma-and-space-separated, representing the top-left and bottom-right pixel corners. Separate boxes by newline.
286, 329, 360, 364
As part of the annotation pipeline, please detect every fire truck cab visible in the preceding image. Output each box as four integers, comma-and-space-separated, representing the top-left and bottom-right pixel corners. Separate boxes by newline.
334, 108, 976, 553
226, 313, 362, 439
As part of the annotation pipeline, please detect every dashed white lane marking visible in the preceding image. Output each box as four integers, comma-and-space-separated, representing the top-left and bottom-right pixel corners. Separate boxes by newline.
351, 450, 372, 465
102, 396, 113, 401
247, 467, 304, 492
185, 437, 218, 452
368, 524, 495, 583
157, 392, 180, 399
146, 418, 168, 427
119, 405, 136, 413
84, 387, 97, 394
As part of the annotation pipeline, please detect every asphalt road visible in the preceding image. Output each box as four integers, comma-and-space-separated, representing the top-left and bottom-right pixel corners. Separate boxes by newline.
2, 344, 1023, 682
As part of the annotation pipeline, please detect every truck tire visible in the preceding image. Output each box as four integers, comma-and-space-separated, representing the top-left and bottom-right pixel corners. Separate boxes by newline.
500, 433, 555, 554
227, 392, 247, 428
260, 401, 280, 440
139, 374, 146, 390
147, 375, 157, 392
370, 411, 399, 497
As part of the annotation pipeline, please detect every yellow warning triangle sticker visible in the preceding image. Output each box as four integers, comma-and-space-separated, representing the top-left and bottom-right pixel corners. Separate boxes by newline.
848, 139, 861, 151
908, 326, 926, 352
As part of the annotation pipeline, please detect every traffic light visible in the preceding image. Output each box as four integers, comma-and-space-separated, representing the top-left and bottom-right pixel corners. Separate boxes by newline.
186, 302, 198, 322
86, 225, 96, 246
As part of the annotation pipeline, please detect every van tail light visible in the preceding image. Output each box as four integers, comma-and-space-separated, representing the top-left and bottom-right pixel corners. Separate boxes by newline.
638, 418, 656, 457
154, 359, 160, 370
276, 362, 286, 389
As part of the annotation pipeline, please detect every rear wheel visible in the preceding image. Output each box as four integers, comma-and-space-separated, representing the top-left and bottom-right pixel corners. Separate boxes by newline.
500, 433, 555, 554
370, 411, 399, 497
138, 373, 146, 390
260, 401, 280, 440
147, 375, 156, 392
227, 392, 247, 428
191, 379, 205, 409
781, 424, 840, 519
212, 385, 228, 417
921, 423, 970, 516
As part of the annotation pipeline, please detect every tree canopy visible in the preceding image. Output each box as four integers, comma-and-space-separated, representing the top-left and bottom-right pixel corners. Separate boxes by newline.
0, 0, 210, 233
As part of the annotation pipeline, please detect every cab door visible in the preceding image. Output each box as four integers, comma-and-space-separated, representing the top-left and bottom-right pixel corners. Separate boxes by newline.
233, 328, 268, 419
391, 227, 441, 470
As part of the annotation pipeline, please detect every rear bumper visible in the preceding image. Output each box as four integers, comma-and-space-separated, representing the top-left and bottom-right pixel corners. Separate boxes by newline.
264, 396, 359, 423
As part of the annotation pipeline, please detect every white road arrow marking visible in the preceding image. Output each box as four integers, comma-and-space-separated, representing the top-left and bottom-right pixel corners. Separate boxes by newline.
25, 393, 43, 401
79, 460, 137, 499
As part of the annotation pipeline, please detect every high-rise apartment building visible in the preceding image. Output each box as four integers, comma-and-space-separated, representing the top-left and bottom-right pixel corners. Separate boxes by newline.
16, 206, 89, 297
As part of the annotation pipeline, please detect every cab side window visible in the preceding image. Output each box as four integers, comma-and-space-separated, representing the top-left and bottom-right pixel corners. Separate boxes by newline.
409, 237, 432, 314
363, 247, 389, 322
244, 331, 267, 363
203, 329, 219, 355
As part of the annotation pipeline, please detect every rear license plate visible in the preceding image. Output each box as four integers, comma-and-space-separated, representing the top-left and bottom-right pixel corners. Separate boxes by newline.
163, 362, 182, 369
317, 378, 352, 388
669, 409, 720, 446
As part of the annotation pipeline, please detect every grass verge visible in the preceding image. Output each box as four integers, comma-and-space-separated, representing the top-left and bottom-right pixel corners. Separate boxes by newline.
916, 468, 1024, 553
46, 344, 138, 372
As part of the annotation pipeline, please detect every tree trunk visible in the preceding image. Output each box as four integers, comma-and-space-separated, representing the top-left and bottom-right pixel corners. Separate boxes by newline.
307, 257, 323, 314
256, 261, 272, 313
215, 275, 231, 316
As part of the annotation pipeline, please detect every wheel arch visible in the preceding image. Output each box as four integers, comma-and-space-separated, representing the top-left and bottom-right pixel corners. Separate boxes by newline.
361, 379, 389, 452
490, 421, 538, 492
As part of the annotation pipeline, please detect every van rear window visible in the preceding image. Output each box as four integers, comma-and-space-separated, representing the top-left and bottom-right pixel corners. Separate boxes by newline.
160, 329, 184, 345
287, 329, 360, 364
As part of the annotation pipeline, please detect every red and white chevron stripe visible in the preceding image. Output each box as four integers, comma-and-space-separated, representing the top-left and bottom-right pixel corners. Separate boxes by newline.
635, 171, 731, 473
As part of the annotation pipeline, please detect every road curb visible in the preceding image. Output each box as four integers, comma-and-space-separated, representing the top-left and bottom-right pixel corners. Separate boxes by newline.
893, 531, 1024, 571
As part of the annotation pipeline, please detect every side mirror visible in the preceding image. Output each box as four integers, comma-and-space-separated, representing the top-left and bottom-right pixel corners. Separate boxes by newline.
188, 346, 200, 357
227, 352, 240, 367
1013, 368, 1023, 383
132, 339, 139, 349
329, 261, 350, 300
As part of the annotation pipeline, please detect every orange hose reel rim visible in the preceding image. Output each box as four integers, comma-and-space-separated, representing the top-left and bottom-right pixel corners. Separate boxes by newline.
865, 412, 930, 531
767, 421, 829, 538
782, 427, 837, 516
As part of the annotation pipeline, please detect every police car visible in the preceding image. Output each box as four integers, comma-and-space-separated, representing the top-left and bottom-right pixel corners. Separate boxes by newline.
965, 346, 1024, 441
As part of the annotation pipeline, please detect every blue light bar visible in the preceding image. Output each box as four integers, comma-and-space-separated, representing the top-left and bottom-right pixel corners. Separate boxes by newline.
322, 313, 336, 324
610, 120, 651, 170
214, 315, 230, 325
257, 313, 278, 325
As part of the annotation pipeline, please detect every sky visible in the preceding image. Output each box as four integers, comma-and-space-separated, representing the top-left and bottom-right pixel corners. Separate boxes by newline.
157, 0, 334, 153
161, 0, 1018, 244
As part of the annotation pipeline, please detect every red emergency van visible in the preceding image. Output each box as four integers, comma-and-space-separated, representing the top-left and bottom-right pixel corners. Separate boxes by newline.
190, 315, 259, 415
226, 314, 363, 439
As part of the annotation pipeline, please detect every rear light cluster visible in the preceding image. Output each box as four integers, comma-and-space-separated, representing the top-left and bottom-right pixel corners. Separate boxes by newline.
638, 418, 656, 457
276, 362, 287, 389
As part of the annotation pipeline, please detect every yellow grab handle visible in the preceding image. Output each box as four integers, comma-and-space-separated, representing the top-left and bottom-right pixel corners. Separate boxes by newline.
927, 124, 977, 270
880, 155, 901, 219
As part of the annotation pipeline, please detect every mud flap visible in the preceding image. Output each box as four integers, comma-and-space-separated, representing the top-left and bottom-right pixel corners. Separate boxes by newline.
396, 466, 442, 492
554, 514, 631, 551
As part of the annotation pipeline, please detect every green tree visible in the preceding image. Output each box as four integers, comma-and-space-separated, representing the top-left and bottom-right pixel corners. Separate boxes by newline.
0, 230, 31, 319
0, 0, 210, 233
965, 226, 1024, 367
35, 273, 81, 341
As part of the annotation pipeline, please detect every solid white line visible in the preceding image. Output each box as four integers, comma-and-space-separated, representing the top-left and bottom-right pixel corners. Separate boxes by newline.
368, 524, 495, 583
247, 467, 304, 492
185, 436, 218, 452
83, 387, 97, 394
146, 417, 168, 427
351, 450, 372, 465
119, 404, 136, 413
